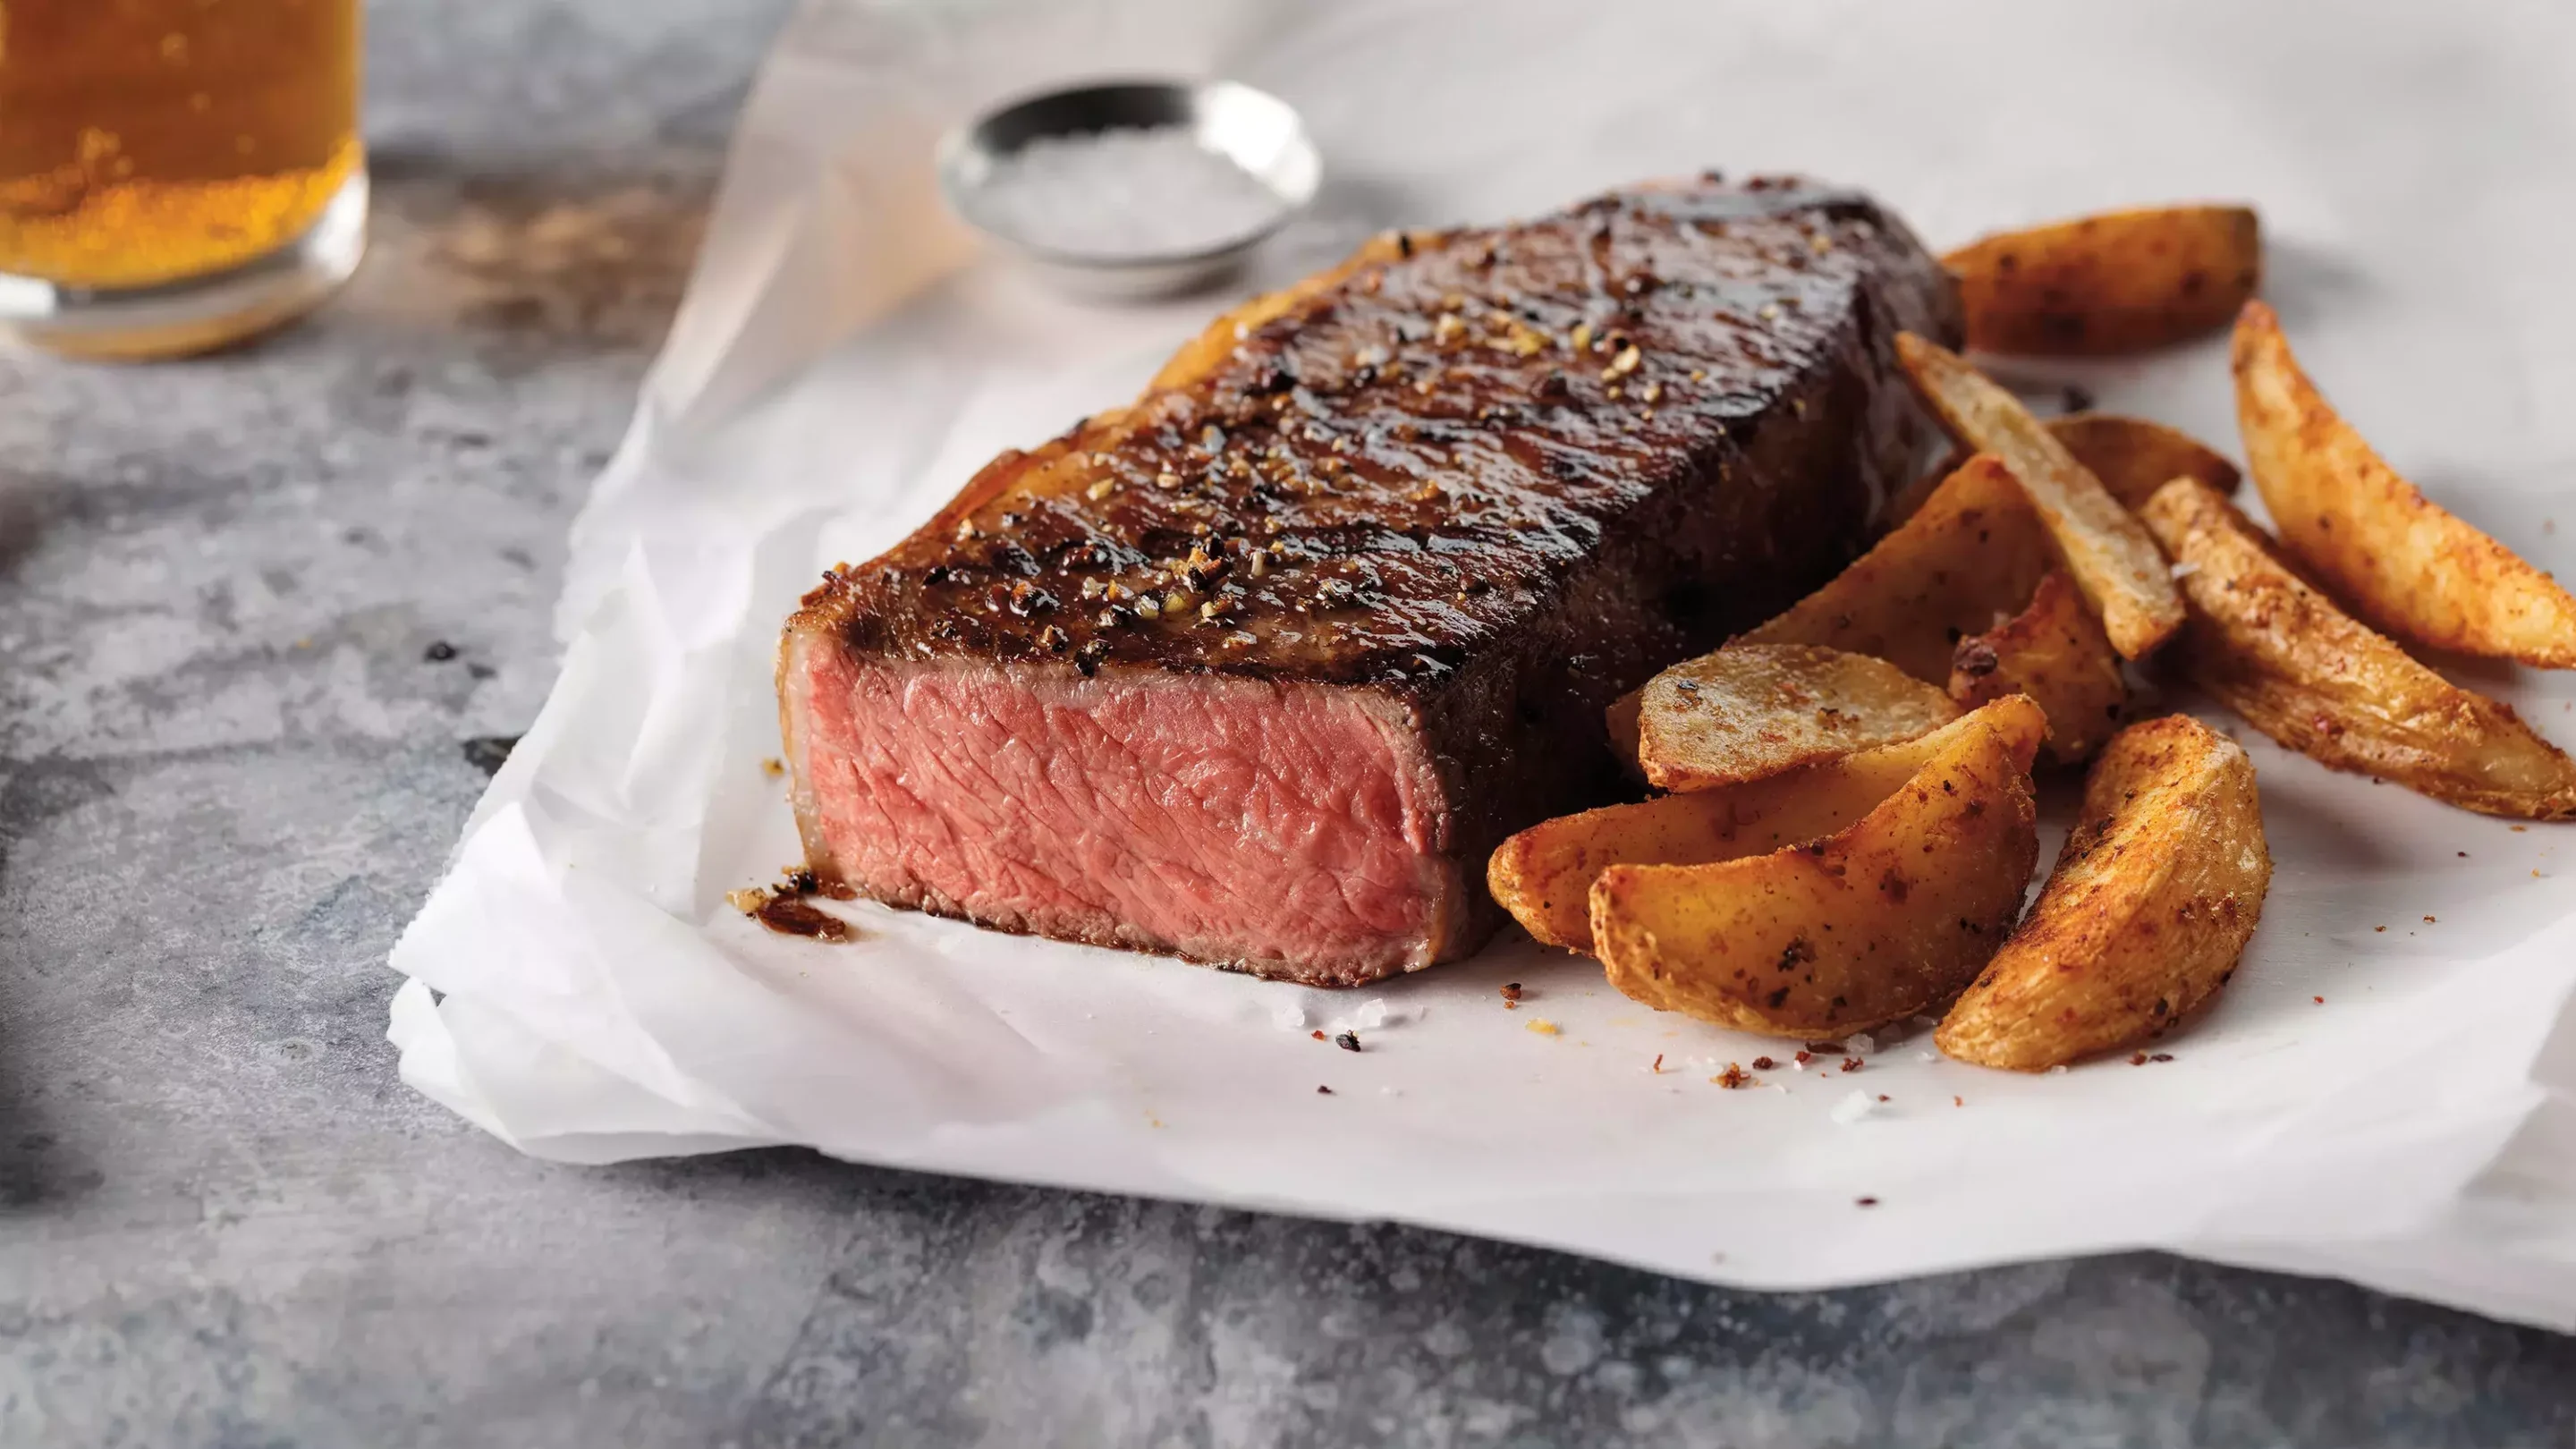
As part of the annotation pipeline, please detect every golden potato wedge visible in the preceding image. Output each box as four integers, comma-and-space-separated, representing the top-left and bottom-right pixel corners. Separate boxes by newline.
1741, 453, 2053, 683
1950, 571, 2129, 765
2233, 301, 2576, 668
1604, 689, 1645, 781
2047, 412, 2243, 510
1890, 413, 2241, 523
2140, 478, 2576, 820
1943, 204, 2261, 357
1897, 334, 2187, 658
1634, 643, 1962, 792
1937, 715, 2270, 1071
1592, 714, 2039, 1037
1494, 696, 2049, 952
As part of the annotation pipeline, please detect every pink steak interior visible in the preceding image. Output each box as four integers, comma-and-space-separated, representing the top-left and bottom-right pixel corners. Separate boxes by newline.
784, 635, 1456, 982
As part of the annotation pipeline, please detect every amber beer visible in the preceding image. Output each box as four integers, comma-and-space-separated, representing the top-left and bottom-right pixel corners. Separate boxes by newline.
0, 0, 362, 355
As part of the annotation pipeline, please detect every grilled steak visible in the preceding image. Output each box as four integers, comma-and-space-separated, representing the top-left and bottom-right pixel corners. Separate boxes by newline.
779, 174, 1960, 985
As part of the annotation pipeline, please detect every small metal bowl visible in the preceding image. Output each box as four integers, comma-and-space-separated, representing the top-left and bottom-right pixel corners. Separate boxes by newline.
937, 79, 1321, 301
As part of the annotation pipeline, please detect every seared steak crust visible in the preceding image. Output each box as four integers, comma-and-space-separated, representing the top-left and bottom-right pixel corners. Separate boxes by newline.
784, 174, 1961, 980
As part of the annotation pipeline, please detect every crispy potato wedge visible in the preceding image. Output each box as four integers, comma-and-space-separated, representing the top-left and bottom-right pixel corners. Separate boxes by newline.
1937, 715, 2270, 1071
2233, 301, 2576, 667
1494, 696, 2049, 952
2045, 412, 2243, 510
2141, 479, 2576, 819
1604, 689, 1646, 781
1890, 414, 2241, 523
1741, 454, 2053, 682
1950, 570, 2129, 765
1943, 204, 2261, 357
1592, 714, 2039, 1037
1634, 643, 1962, 792
1897, 334, 2187, 658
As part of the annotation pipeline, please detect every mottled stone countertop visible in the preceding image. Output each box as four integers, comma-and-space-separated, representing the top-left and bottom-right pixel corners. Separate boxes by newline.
3, 3, 2572, 1445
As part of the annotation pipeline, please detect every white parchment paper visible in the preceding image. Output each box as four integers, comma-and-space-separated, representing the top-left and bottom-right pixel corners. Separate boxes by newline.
387, 0, 2576, 1327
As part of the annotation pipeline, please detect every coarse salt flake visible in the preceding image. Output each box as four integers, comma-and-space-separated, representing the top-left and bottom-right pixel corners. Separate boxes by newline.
1831, 1089, 1879, 1124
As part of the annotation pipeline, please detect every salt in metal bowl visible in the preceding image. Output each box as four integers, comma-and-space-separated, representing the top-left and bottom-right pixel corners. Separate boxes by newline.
937, 79, 1322, 300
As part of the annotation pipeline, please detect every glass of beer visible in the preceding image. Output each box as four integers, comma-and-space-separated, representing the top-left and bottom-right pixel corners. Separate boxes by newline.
0, 0, 364, 360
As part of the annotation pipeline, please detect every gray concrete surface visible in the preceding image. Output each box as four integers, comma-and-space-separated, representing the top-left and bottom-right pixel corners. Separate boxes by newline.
4, 3, 2574, 1445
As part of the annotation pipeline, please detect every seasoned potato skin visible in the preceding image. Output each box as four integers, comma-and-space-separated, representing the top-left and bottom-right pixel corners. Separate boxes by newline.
1896, 333, 2185, 658
1590, 716, 2038, 1037
1603, 689, 1647, 782
1944, 204, 2261, 357
2233, 301, 2576, 668
1634, 643, 1961, 793
1893, 413, 2241, 522
1741, 454, 2052, 683
1950, 570, 2128, 766
2140, 479, 2576, 820
1937, 715, 2270, 1071
1494, 697, 2047, 953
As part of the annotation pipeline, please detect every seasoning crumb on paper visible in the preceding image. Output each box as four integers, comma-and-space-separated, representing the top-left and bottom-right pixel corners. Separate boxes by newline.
1855, 1196, 1879, 1208
726, 869, 853, 943
1714, 1063, 1753, 1089
2315, 996, 2326, 1004
1335, 1031, 1362, 1053
1317, 1085, 1333, 1095
2425, 915, 2438, 924
1953, 1095, 1964, 1107
1310, 1030, 1326, 1041
1839, 1057, 1864, 1074
1650, 1053, 1665, 1073
1751, 1055, 1777, 1071
1500, 981, 1523, 1008
761, 758, 785, 778
1525, 1019, 1560, 1037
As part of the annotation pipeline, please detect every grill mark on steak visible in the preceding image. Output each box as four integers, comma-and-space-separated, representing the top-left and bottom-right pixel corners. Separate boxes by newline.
784, 174, 1960, 981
